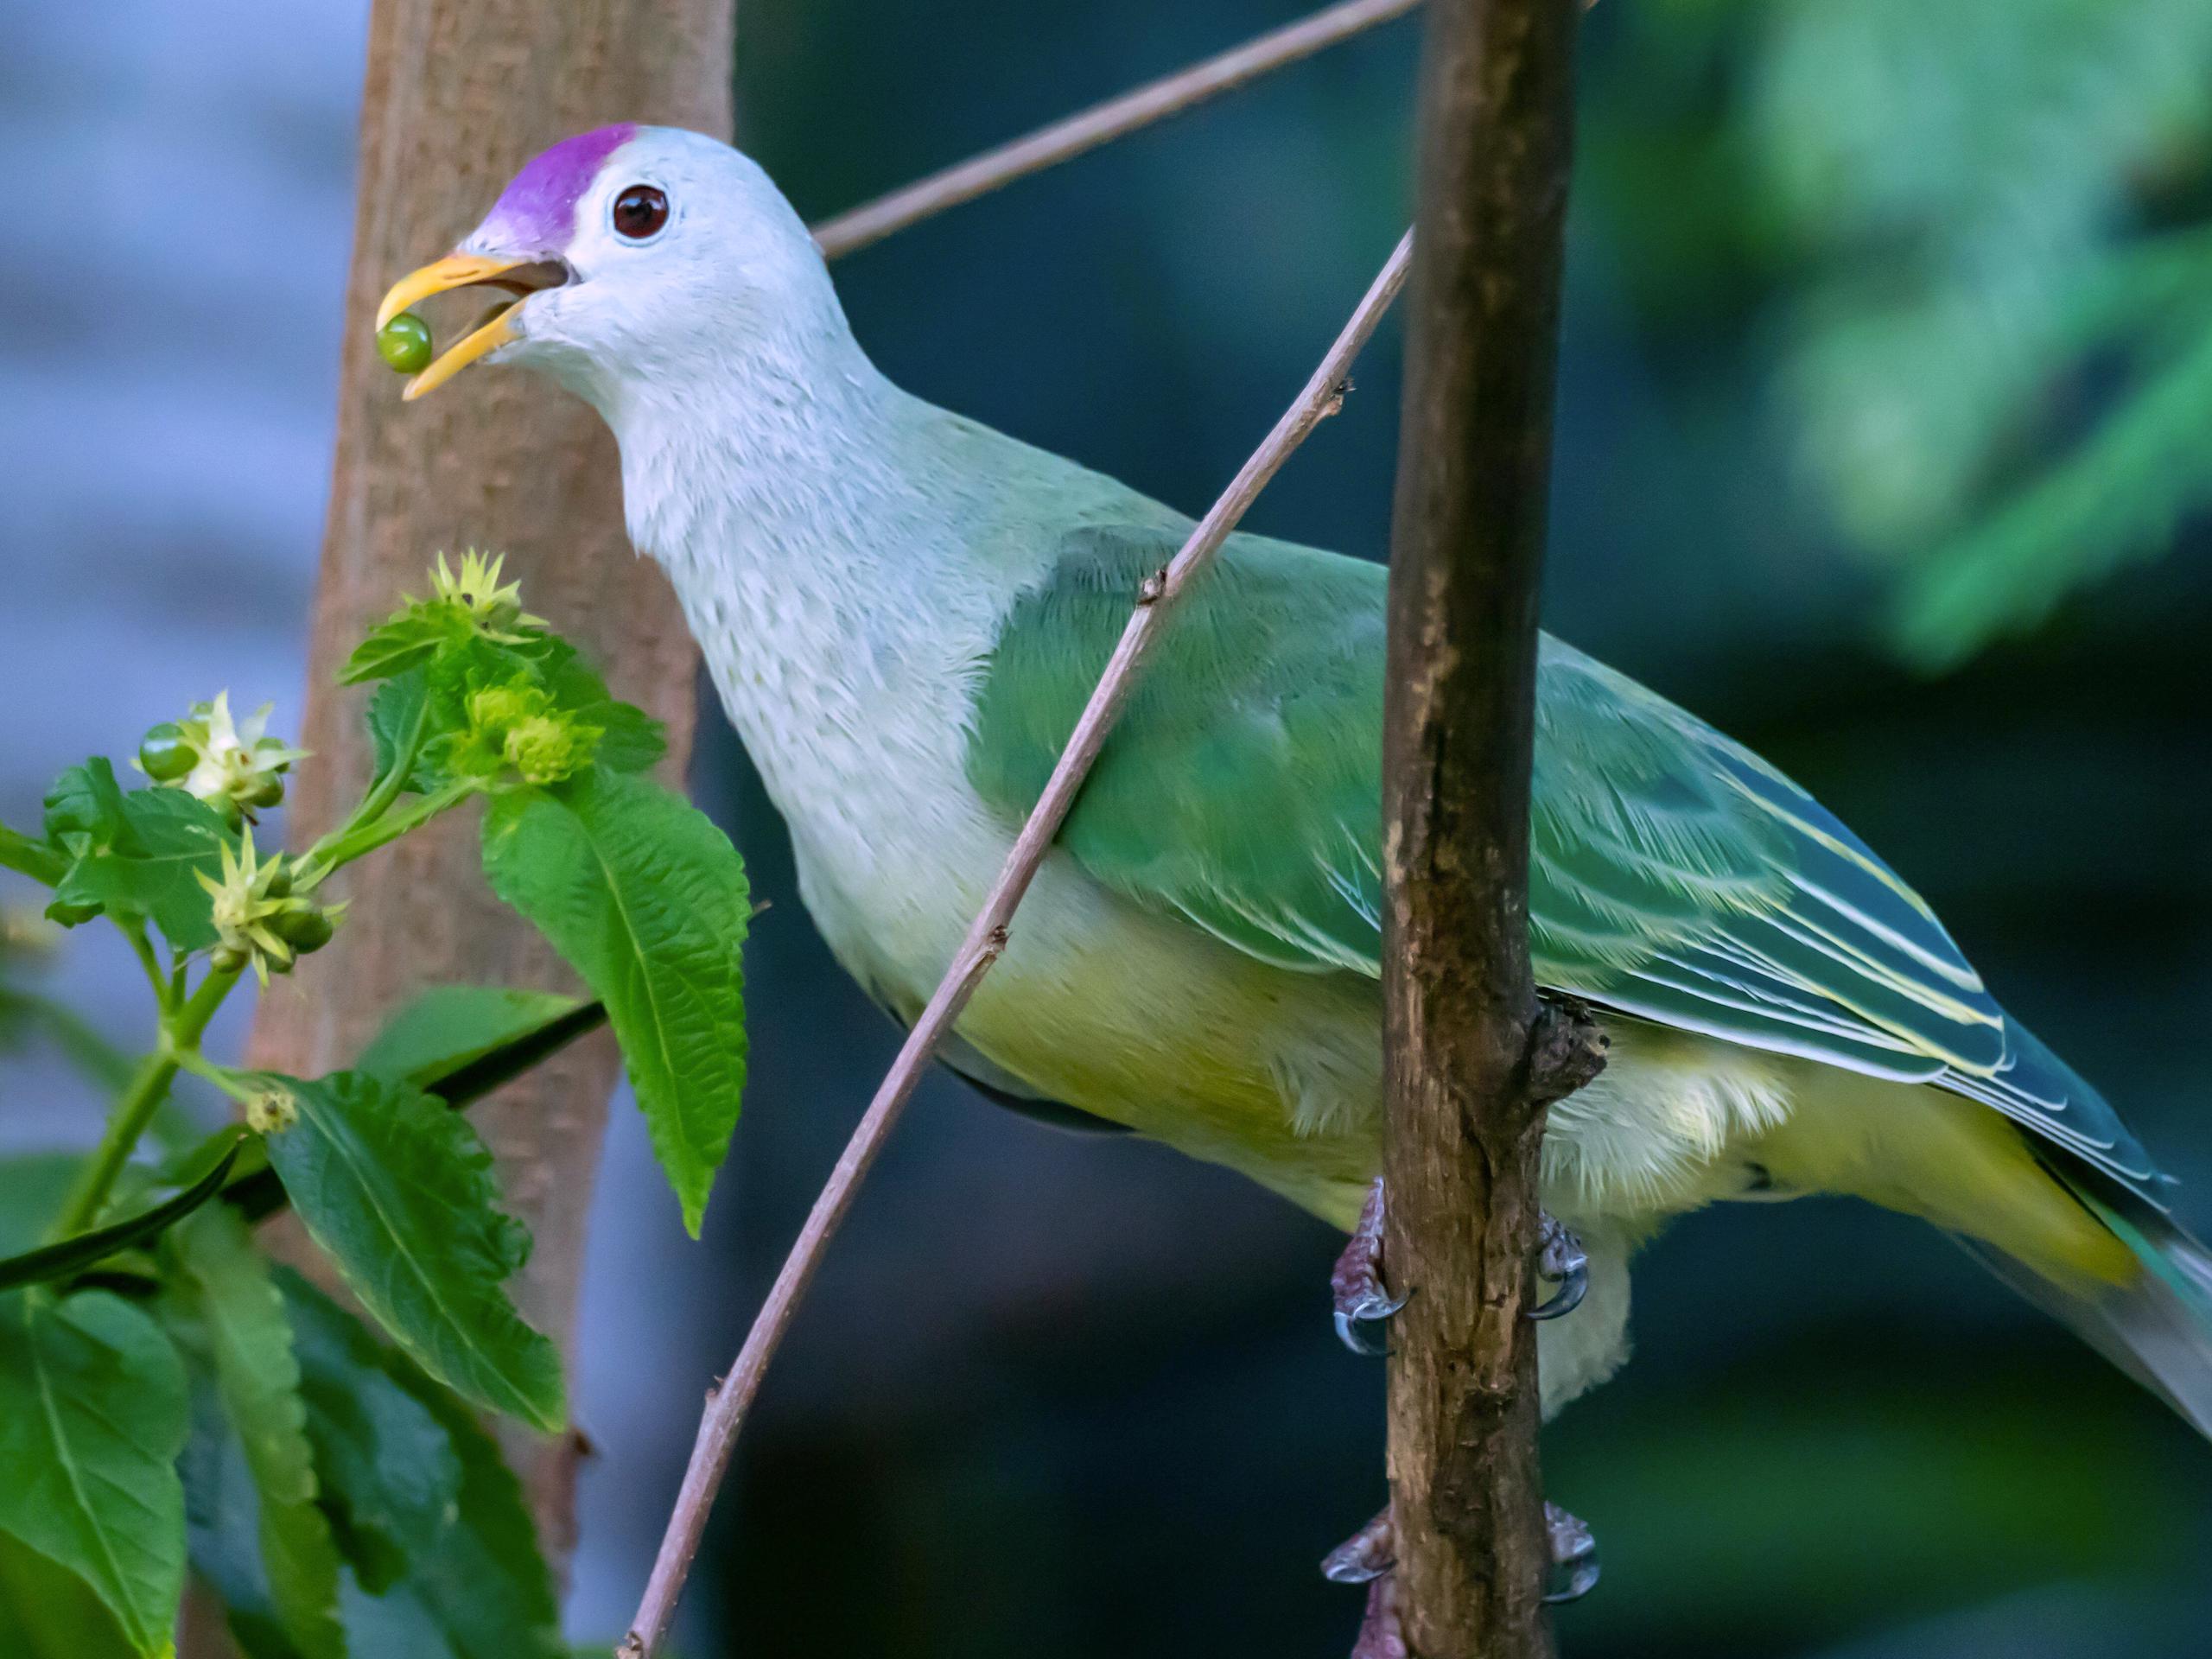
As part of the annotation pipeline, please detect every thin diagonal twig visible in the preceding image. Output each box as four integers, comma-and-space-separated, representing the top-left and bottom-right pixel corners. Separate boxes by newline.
618, 227, 1412, 1658
810, 0, 1421, 260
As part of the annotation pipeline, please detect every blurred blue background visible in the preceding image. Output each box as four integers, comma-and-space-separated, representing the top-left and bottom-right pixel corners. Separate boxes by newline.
4, 1, 2211, 1655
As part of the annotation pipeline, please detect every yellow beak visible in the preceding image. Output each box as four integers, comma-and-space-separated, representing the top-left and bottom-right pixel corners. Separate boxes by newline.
375, 251, 531, 401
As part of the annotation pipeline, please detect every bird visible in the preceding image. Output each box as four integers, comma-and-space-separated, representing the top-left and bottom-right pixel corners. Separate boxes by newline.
380, 123, 2212, 1609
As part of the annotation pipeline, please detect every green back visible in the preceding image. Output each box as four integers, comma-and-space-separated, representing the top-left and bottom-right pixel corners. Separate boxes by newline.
967, 523, 2164, 1198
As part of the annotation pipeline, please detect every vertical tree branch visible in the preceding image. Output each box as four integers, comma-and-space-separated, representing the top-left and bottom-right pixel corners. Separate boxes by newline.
251, 0, 732, 1564
1380, 0, 1584, 1654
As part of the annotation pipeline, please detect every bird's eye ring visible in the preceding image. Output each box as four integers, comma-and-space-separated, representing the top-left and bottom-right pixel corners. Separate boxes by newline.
613, 184, 670, 241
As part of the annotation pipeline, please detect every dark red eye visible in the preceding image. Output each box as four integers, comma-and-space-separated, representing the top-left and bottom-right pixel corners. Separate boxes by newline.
612, 184, 669, 240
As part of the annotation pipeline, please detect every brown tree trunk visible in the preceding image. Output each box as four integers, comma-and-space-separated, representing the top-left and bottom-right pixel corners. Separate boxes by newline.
1379, 0, 1591, 1654
251, 0, 732, 1566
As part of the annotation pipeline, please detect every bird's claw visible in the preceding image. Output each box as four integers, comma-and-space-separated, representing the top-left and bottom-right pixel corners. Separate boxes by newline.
1542, 1502, 1600, 1604
1332, 1179, 1403, 1356
1321, 1507, 1395, 1585
1530, 1211, 1587, 1321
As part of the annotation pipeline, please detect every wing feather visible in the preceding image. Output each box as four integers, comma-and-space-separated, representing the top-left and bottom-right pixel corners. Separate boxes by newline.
965, 524, 2168, 1200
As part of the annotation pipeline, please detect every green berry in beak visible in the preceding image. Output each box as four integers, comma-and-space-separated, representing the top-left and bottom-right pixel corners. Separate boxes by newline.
377, 312, 435, 374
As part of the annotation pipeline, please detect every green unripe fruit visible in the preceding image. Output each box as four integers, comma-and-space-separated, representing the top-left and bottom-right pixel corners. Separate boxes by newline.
137, 722, 196, 781
241, 775, 286, 810
210, 944, 251, 973
271, 908, 335, 955
377, 312, 435, 374
45, 900, 99, 928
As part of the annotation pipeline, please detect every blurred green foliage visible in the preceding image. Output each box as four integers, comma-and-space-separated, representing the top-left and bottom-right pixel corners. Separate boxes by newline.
1587, 0, 2212, 666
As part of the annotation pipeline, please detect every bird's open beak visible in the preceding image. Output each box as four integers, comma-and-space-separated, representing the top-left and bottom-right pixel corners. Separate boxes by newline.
374, 251, 560, 401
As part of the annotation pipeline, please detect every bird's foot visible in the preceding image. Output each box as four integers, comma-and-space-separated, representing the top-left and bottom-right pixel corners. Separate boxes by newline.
1531, 1211, 1587, 1321
1324, 1509, 1404, 1658
1331, 1179, 1405, 1356
1543, 1501, 1600, 1603
1349, 1574, 1407, 1658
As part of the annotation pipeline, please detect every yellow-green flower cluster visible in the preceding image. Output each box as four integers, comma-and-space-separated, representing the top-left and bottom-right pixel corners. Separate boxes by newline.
429, 550, 547, 645
195, 830, 342, 986
461, 678, 601, 785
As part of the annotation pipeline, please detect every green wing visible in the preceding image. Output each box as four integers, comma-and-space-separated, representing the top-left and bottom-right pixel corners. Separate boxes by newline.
967, 525, 2164, 1196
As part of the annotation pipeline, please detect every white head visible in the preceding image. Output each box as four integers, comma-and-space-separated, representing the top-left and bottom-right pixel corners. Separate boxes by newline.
375, 126, 868, 420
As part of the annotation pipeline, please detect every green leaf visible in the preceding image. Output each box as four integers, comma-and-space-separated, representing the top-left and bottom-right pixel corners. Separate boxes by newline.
354, 986, 595, 1098
340, 611, 462, 688
43, 760, 131, 851
278, 1274, 563, 1659
481, 769, 747, 1235
280, 1273, 459, 1593
259, 1071, 563, 1430
365, 669, 432, 792
0, 819, 66, 885
0, 1288, 188, 1657
0, 1154, 86, 1255
163, 1207, 344, 1659
50, 789, 234, 950
177, 1375, 296, 1659
0, 1139, 242, 1294
535, 644, 665, 773
0, 1529, 136, 1659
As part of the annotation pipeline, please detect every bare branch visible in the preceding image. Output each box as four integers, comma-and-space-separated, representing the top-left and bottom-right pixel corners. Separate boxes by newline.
1381, 0, 1586, 1653
619, 228, 1413, 1659
811, 0, 1422, 260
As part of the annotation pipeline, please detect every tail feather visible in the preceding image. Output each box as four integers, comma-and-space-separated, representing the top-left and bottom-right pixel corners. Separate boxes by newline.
1962, 1170, 2212, 1440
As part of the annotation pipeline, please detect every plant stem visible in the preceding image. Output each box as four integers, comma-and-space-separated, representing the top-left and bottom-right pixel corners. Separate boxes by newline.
308, 779, 478, 874
118, 917, 175, 1018
0, 821, 64, 887
50, 963, 241, 1240
306, 694, 434, 874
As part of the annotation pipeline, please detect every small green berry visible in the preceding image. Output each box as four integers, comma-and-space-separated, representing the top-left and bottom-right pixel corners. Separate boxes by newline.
240, 775, 286, 810
137, 722, 197, 781
270, 907, 334, 955
377, 313, 435, 374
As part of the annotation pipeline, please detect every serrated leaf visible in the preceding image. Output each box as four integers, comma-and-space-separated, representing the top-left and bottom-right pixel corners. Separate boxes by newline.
259, 1071, 563, 1430
0, 1288, 188, 1657
339, 612, 463, 687
481, 769, 747, 1235
280, 1273, 459, 1594
277, 1274, 562, 1659
354, 986, 594, 1097
535, 644, 665, 773
163, 1207, 344, 1659
50, 789, 234, 951
177, 1376, 294, 1659
0, 1140, 241, 1294
0, 1528, 136, 1659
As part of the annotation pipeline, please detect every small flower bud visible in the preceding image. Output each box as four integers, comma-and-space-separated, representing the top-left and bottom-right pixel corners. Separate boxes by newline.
243, 1086, 298, 1135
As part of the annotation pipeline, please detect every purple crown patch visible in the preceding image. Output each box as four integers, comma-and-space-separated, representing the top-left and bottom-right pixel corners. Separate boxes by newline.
474, 124, 639, 254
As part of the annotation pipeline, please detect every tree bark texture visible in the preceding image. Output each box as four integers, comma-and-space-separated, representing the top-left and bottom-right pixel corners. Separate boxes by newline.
1380, 1, 1586, 1655
250, 0, 732, 1564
